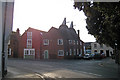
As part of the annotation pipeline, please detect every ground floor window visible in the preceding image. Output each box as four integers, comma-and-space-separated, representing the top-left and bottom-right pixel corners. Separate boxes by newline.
77, 49, 79, 55
74, 49, 76, 55
8, 48, 11, 55
66, 52, 68, 56
58, 50, 64, 56
69, 49, 72, 55
24, 49, 35, 59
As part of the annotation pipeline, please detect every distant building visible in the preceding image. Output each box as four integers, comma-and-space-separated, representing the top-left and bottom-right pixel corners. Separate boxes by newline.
8, 28, 20, 58
9, 18, 84, 59
42, 19, 84, 59
85, 42, 114, 57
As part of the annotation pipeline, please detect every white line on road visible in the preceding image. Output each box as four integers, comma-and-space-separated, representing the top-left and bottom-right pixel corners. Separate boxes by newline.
73, 70, 102, 77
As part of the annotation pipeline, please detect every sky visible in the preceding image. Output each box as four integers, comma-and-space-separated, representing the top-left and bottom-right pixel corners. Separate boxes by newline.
13, 0, 96, 42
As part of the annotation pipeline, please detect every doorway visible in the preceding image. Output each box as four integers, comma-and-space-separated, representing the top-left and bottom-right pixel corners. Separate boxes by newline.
44, 50, 49, 59
106, 50, 109, 57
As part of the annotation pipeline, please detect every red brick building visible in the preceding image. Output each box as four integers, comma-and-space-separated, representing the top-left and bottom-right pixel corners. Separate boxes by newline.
18, 27, 45, 59
9, 18, 84, 59
8, 28, 20, 58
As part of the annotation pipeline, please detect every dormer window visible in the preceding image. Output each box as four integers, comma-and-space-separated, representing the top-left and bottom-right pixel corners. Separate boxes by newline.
43, 39, 49, 45
58, 39, 63, 45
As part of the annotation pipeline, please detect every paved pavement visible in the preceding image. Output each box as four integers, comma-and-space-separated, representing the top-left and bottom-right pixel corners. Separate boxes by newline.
4, 58, 119, 79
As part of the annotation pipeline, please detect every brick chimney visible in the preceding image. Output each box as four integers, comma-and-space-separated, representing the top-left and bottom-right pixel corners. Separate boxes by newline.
62, 18, 66, 25
16, 28, 20, 35
77, 30, 80, 38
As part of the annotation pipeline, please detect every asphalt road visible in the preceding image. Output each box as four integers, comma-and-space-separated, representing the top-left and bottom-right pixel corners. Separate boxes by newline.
5, 58, 119, 79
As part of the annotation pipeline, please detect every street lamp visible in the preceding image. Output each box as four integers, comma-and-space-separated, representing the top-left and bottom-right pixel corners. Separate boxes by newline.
115, 40, 118, 64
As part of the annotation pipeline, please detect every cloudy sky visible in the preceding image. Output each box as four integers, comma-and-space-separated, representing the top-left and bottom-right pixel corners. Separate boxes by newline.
13, 0, 96, 42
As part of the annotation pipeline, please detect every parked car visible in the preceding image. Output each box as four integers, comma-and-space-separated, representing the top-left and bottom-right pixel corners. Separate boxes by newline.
90, 53, 95, 59
76, 54, 83, 59
83, 54, 92, 60
94, 52, 102, 59
101, 53, 106, 58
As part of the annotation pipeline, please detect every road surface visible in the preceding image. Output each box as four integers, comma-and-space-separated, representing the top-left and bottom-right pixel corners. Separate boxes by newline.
5, 58, 119, 79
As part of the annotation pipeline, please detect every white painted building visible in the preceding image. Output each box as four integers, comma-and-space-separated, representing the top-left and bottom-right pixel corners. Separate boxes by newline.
85, 42, 114, 57
91, 42, 114, 57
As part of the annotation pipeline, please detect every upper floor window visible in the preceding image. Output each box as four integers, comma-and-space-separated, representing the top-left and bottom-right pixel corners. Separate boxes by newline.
58, 39, 63, 45
27, 32, 32, 39
77, 41, 79, 45
58, 50, 64, 56
27, 39, 32, 48
80, 41, 82, 45
69, 40, 72, 44
73, 40, 75, 45
94, 44, 97, 48
43, 39, 49, 45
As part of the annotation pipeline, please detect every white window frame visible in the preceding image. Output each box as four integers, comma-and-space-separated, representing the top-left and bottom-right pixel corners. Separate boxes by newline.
27, 39, 32, 45
73, 40, 75, 45
80, 41, 82, 45
24, 49, 35, 57
69, 40, 72, 44
74, 49, 76, 55
27, 32, 32, 39
69, 49, 72, 55
43, 39, 49, 45
58, 50, 64, 56
77, 41, 79, 45
27, 39, 32, 48
8, 48, 11, 55
58, 39, 63, 45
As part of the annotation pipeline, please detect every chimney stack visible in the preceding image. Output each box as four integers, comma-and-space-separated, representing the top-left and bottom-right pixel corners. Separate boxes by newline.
77, 30, 80, 38
16, 28, 20, 34
70, 21, 73, 28
62, 18, 66, 25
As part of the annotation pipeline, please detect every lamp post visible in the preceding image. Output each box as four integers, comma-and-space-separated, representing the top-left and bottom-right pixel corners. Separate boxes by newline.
115, 40, 118, 64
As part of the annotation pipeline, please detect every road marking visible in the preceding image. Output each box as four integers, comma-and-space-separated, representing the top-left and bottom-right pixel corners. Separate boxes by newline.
73, 70, 102, 77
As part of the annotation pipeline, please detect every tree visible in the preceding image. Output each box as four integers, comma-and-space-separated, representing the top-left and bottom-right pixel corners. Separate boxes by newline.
74, 2, 120, 63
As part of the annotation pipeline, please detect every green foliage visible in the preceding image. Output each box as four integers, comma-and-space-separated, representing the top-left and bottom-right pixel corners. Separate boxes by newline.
74, 2, 120, 49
